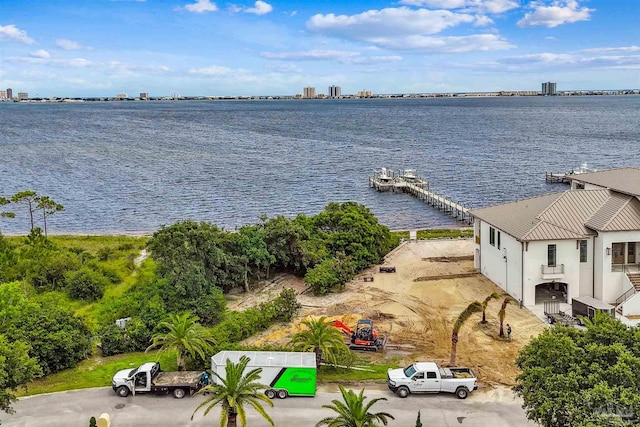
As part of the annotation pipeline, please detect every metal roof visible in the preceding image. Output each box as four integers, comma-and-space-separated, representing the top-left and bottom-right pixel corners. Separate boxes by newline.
568, 167, 640, 196
211, 351, 316, 368
471, 189, 640, 241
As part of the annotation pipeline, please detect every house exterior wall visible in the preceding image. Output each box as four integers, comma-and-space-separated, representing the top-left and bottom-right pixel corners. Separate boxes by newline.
579, 238, 594, 297
524, 240, 581, 305
475, 220, 523, 304
595, 230, 640, 303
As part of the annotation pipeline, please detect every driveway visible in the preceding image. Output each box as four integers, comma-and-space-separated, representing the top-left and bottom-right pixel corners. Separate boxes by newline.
2, 385, 534, 426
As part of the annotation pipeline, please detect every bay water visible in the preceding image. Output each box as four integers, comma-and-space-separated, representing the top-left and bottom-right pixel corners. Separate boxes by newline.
0, 96, 638, 235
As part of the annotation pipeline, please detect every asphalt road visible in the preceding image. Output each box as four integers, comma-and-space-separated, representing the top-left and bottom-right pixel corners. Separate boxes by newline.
2, 385, 534, 427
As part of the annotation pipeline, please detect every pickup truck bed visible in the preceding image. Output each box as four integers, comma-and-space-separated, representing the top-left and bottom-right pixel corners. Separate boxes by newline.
154, 371, 202, 386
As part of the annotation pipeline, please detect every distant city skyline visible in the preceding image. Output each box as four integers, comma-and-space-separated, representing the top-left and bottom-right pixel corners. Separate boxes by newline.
1, 0, 639, 97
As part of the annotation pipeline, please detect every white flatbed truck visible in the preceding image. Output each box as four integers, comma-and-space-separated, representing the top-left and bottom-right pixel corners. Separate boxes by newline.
212, 351, 316, 399
112, 362, 205, 399
387, 361, 477, 399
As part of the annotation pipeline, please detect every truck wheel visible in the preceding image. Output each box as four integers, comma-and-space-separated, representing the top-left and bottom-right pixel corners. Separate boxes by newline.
396, 386, 410, 398
265, 389, 276, 399
456, 387, 469, 399
276, 389, 288, 399
116, 386, 130, 397
173, 388, 186, 399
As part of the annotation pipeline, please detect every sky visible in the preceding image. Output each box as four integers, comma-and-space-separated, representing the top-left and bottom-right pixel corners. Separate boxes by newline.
0, 0, 639, 97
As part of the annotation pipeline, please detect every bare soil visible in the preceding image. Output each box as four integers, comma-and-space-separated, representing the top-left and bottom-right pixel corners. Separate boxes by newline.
227, 239, 547, 387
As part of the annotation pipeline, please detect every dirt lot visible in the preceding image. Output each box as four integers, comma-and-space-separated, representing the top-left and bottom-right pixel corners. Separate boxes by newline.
228, 239, 547, 387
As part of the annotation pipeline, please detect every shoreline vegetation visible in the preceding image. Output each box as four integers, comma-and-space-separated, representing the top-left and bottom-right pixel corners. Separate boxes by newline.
1, 203, 474, 404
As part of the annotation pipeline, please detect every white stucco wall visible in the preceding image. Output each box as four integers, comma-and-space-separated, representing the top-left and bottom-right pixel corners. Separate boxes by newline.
476, 221, 523, 303
595, 230, 640, 303
524, 240, 582, 305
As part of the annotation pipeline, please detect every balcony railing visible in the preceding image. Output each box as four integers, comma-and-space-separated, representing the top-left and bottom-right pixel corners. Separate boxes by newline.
612, 264, 640, 273
541, 264, 565, 279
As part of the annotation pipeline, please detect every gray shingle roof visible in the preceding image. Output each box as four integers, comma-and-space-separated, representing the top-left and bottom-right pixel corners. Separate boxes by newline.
470, 189, 640, 241
569, 167, 640, 196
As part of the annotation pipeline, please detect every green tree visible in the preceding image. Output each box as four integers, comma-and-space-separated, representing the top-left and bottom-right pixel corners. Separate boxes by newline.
450, 301, 482, 366
514, 312, 640, 427
0, 196, 15, 219
98, 323, 128, 356
0, 335, 42, 415
35, 195, 64, 237
64, 267, 109, 301
316, 385, 394, 427
192, 355, 274, 427
10, 191, 39, 231
146, 313, 215, 371
4, 303, 91, 375
498, 296, 517, 337
290, 316, 349, 366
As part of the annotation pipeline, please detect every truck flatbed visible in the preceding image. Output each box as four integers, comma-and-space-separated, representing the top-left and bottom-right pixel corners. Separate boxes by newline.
154, 371, 202, 386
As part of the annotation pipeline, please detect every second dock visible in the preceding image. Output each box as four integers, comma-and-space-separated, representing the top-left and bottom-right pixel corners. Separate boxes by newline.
369, 168, 473, 225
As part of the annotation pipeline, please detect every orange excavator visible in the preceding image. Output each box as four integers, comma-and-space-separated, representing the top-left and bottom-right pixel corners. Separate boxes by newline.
331, 319, 387, 352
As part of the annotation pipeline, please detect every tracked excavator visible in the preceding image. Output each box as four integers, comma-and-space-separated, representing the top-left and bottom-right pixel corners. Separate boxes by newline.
331, 319, 387, 351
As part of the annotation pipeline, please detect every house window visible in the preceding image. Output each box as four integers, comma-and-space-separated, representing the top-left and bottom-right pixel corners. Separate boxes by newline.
548, 244, 557, 267
490, 227, 495, 246
497, 231, 501, 250
579, 240, 587, 263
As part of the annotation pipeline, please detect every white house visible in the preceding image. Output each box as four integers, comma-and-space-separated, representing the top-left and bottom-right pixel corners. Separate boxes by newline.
470, 167, 640, 317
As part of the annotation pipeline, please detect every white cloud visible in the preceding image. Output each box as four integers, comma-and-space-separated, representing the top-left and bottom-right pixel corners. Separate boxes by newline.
261, 50, 360, 61
498, 51, 640, 70
189, 65, 235, 76
580, 46, 640, 53
265, 63, 303, 73
0, 24, 35, 44
6, 56, 92, 68
56, 38, 90, 50
517, 0, 593, 28
182, 0, 218, 13
30, 49, 50, 59
307, 7, 475, 38
371, 34, 513, 52
245, 1, 273, 15
400, 0, 519, 14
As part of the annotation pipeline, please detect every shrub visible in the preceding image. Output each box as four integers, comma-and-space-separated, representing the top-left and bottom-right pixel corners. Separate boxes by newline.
65, 267, 109, 301
125, 318, 152, 352
99, 323, 128, 356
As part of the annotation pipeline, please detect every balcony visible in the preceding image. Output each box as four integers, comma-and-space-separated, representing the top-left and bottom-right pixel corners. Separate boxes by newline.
541, 264, 565, 280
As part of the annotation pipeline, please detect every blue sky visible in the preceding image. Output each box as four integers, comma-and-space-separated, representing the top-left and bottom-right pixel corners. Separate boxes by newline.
1, 0, 638, 97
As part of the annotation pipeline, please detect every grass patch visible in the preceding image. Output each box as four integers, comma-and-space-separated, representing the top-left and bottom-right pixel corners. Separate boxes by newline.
392, 228, 473, 241
318, 362, 398, 383
17, 350, 177, 397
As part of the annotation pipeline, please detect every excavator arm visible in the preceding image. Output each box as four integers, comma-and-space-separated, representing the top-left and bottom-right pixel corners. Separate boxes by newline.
330, 320, 353, 336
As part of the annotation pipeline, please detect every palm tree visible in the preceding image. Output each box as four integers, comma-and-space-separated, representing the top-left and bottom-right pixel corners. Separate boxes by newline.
498, 296, 517, 337
290, 316, 348, 366
480, 292, 501, 324
192, 355, 274, 427
449, 301, 483, 366
316, 385, 394, 427
146, 312, 215, 371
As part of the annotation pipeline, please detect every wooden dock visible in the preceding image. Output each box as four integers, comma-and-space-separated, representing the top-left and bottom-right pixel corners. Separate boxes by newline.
369, 168, 474, 225
545, 172, 570, 184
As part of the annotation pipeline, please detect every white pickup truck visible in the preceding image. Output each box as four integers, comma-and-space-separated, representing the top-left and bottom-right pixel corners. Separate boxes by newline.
112, 362, 206, 399
387, 362, 477, 399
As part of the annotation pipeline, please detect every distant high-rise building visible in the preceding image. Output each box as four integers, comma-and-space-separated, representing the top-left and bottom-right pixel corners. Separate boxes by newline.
6, 88, 13, 100
303, 87, 316, 99
328, 85, 341, 98
541, 82, 557, 96
0, 90, 6, 100
357, 90, 373, 98
140, 92, 149, 100
17, 92, 28, 100
115, 92, 128, 100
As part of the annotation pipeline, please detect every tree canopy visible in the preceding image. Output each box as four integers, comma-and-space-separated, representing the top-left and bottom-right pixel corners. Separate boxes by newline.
514, 313, 640, 427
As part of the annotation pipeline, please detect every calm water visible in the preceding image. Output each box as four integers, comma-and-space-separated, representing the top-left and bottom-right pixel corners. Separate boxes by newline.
0, 96, 639, 235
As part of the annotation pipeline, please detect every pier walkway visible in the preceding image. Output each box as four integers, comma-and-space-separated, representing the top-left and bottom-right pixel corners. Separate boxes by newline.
369, 168, 473, 225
